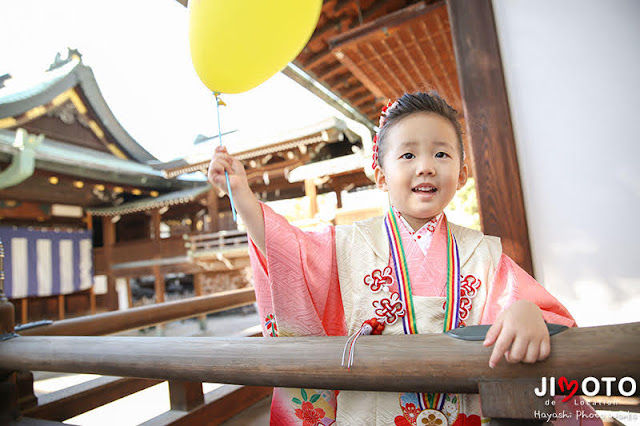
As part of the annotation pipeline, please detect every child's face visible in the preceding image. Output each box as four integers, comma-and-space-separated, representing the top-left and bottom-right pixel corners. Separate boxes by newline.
374, 112, 468, 230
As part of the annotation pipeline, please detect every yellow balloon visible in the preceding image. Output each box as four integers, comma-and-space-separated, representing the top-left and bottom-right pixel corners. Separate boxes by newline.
189, 0, 322, 94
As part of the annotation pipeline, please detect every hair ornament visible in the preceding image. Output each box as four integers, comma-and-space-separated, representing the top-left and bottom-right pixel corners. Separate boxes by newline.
372, 99, 399, 169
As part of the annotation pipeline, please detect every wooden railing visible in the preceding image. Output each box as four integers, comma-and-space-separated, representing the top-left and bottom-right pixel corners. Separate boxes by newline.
184, 229, 249, 257
3, 323, 638, 393
17, 287, 256, 336
2, 322, 639, 424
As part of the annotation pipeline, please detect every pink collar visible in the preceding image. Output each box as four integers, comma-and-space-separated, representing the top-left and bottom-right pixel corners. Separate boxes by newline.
391, 206, 442, 255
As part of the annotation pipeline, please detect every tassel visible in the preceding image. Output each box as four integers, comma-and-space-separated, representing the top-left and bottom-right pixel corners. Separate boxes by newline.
341, 318, 385, 369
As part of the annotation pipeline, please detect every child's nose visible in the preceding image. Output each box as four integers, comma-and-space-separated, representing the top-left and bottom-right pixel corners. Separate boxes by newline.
416, 159, 436, 176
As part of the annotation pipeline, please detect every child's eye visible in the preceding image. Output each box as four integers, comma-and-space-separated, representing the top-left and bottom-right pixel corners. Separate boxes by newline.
400, 153, 415, 160
435, 151, 450, 159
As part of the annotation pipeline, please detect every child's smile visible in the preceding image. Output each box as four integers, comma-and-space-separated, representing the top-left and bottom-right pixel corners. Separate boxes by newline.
375, 112, 468, 231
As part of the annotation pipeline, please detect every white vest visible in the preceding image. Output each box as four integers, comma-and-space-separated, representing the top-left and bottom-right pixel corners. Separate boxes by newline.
334, 215, 502, 425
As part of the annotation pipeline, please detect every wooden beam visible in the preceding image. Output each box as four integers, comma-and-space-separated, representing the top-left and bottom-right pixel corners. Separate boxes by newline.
19, 288, 255, 336
329, 1, 445, 50
2, 323, 638, 396
24, 376, 161, 422
447, 0, 534, 274
168, 385, 271, 426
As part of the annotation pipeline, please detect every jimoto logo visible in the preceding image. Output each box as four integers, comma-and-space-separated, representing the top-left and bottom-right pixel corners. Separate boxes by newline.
534, 376, 637, 402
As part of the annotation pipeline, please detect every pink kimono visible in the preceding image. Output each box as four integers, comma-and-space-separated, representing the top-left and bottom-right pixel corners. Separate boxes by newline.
249, 203, 600, 425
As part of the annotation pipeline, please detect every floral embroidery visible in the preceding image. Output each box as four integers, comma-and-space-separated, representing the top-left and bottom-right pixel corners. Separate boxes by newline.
373, 292, 406, 324
401, 402, 421, 425
292, 389, 325, 426
459, 275, 481, 321
363, 266, 393, 293
265, 313, 278, 337
451, 414, 481, 426
421, 412, 445, 425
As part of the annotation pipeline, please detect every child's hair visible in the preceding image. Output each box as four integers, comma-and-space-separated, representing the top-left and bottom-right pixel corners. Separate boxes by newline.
376, 91, 464, 167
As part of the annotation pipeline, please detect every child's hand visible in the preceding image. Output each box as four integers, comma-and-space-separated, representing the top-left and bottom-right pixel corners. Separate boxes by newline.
482, 300, 550, 368
207, 146, 250, 196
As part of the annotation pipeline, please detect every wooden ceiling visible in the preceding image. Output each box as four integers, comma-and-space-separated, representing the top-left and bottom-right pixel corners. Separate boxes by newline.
296, 0, 460, 122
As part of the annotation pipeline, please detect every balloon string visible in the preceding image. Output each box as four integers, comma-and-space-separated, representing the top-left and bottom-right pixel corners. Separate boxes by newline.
214, 92, 237, 223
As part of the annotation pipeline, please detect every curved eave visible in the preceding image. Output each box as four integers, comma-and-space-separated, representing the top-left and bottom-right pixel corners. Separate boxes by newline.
0, 129, 197, 191
0, 59, 156, 163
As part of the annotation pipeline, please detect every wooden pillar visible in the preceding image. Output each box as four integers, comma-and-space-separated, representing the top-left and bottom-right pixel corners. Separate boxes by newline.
57, 294, 65, 320
151, 209, 161, 240
193, 273, 207, 331
168, 381, 204, 411
207, 190, 219, 232
153, 266, 165, 304
335, 187, 343, 209
20, 298, 27, 325
304, 179, 318, 218
102, 217, 118, 311
86, 212, 96, 314
89, 287, 96, 315
447, 0, 535, 275
16, 371, 36, 412
126, 278, 133, 310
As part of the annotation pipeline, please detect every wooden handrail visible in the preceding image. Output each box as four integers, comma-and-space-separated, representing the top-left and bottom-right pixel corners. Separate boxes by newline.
2, 323, 638, 395
18, 288, 256, 336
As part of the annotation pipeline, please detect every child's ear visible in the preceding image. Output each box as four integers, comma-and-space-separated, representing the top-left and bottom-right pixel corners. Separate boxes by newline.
374, 166, 388, 192
457, 163, 468, 190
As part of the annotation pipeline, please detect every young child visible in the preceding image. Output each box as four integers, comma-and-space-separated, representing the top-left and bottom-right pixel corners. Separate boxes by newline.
208, 92, 582, 426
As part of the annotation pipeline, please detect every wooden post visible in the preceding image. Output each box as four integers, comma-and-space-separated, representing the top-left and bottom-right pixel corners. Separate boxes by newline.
151, 209, 161, 241
126, 278, 133, 310
89, 287, 96, 315
57, 294, 65, 320
193, 273, 207, 331
0, 237, 20, 422
153, 266, 165, 304
86, 212, 96, 315
20, 298, 27, 325
335, 187, 343, 209
304, 179, 318, 218
16, 371, 37, 412
207, 190, 219, 233
447, 0, 535, 275
102, 217, 118, 311
479, 382, 550, 425
168, 381, 204, 411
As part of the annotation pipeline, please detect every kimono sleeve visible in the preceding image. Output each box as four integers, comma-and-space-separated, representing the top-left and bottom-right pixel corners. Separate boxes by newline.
248, 202, 347, 337
480, 254, 577, 327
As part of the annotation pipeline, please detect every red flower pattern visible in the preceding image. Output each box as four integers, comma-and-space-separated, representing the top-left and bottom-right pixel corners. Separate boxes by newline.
294, 401, 325, 426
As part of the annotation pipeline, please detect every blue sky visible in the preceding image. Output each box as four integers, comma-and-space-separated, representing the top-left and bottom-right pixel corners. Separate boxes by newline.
0, 0, 339, 161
